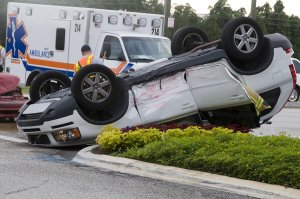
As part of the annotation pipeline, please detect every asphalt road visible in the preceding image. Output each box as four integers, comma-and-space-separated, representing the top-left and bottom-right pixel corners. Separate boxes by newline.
0, 140, 255, 199
0, 107, 299, 199
252, 107, 300, 137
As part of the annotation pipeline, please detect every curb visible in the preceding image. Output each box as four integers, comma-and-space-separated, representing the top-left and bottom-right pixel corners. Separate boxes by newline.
73, 145, 300, 199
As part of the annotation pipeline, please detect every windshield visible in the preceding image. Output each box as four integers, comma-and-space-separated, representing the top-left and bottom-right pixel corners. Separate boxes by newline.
122, 37, 171, 63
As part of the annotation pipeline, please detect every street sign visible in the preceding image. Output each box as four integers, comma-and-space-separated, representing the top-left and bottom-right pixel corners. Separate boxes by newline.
168, 17, 175, 28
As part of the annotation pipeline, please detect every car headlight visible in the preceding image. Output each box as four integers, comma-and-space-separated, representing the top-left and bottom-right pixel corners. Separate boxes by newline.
52, 128, 81, 142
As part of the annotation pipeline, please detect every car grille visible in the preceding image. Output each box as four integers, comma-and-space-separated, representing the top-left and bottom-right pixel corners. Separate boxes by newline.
27, 134, 51, 145
23, 128, 41, 133
20, 113, 43, 120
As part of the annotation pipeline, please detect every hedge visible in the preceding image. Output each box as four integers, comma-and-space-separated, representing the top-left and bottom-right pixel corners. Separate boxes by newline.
96, 125, 300, 189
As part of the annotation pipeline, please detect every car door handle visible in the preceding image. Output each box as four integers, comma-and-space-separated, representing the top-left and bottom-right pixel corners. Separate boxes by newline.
230, 95, 245, 100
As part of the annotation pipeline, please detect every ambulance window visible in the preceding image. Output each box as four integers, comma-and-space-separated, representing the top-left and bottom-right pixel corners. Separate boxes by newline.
56, 28, 65, 51
100, 36, 125, 61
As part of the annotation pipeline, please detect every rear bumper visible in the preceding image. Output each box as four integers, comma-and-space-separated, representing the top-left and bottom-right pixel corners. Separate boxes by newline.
0, 96, 28, 118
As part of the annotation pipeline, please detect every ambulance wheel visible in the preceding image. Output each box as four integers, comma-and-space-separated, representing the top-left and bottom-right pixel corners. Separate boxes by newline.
221, 17, 264, 61
29, 71, 71, 102
171, 26, 209, 55
71, 64, 118, 111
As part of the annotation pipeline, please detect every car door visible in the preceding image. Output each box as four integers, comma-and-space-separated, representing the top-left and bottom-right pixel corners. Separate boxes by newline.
98, 35, 128, 74
132, 72, 199, 124
186, 60, 252, 110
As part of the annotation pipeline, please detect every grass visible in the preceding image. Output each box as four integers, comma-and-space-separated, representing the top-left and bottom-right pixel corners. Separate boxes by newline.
21, 86, 29, 94
97, 126, 300, 189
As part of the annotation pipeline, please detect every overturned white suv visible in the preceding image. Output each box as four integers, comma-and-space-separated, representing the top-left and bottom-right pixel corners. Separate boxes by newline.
16, 17, 297, 146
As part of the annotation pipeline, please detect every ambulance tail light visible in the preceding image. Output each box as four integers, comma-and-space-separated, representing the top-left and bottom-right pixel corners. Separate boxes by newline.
73, 11, 84, 20
59, 10, 67, 19
109, 15, 118, 25
152, 19, 161, 28
94, 14, 103, 23
12, 6, 19, 15
26, 7, 32, 16
138, 18, 147, 27
123, 16, 132, 26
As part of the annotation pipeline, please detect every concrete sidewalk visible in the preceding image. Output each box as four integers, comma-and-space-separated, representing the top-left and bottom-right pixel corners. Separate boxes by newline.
73, 145, 300, 199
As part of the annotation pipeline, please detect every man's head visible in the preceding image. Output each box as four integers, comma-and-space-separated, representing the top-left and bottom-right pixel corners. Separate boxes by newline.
81, 44, 92, 56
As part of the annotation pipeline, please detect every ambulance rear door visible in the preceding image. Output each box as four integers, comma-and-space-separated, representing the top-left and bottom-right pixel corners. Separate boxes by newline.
24, 19, 71, 80
45, 19, 72, 76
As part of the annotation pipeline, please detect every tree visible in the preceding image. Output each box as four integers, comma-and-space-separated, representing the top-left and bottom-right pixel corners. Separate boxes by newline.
145, 0, 164, 14
168, 3, 201, 37
199, 0, 246, 40
256, 2, 273, 33
288, 15, 300, 58
268, 0, 290, 37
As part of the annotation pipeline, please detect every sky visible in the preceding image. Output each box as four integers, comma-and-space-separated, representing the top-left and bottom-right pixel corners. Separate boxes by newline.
171, 0, 300, 17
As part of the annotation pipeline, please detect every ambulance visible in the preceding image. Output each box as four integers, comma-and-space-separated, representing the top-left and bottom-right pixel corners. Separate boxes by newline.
5, 2, 172, 85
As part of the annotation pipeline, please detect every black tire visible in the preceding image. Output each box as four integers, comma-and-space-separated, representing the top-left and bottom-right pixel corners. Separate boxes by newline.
171, 26, 209, 55
29, 71, 71, 102
77, 77, 129, 125
288, 87, 300, 102
71, 64, 118, 111
222, 17, 264, 61
26, 70, 41, 86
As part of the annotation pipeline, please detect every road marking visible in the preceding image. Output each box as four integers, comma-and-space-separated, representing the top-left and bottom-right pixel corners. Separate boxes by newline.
0, 135, 27, 143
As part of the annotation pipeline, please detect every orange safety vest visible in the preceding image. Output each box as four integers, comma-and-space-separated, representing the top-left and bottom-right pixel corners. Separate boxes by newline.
74, 55, 94, 73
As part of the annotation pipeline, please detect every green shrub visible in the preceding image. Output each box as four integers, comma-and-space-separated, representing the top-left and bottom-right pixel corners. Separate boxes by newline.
96, 126, 240, 153
122, 128, 162, 149
96, 125, 123, 153
96, 126, 163, 153
122, 134, 300, 189
96, 126, 300, 188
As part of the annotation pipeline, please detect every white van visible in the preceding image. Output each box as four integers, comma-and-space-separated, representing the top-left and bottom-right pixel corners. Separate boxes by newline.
5, 2, 171, 85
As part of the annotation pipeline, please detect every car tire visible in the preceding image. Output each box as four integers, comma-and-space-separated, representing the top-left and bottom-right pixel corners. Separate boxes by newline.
288, 87, 300, 102
171, 26, 209, 55
221, 17, 264, 61
71, 64, 119, 111
29, 71, 71, 102
26, 70, 41, 87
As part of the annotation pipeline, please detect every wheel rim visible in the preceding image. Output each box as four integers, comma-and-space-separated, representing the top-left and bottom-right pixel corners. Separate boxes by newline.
182, 33, 204, 52
81, 72, 111, 103
234, 24, 258, 53
289, 89, 298, 102
39, 79, 66, 97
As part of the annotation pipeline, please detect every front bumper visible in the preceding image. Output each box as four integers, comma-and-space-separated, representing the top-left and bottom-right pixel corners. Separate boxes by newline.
16, 90, 101, 146
17, 109, 101, 146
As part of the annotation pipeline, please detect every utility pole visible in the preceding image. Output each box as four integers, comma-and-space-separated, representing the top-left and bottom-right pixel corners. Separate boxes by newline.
249, 0, 257, 19
164, 0, 171, 37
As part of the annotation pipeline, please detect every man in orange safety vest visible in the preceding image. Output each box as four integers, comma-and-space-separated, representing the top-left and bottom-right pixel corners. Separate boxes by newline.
74, 45, 103, 74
